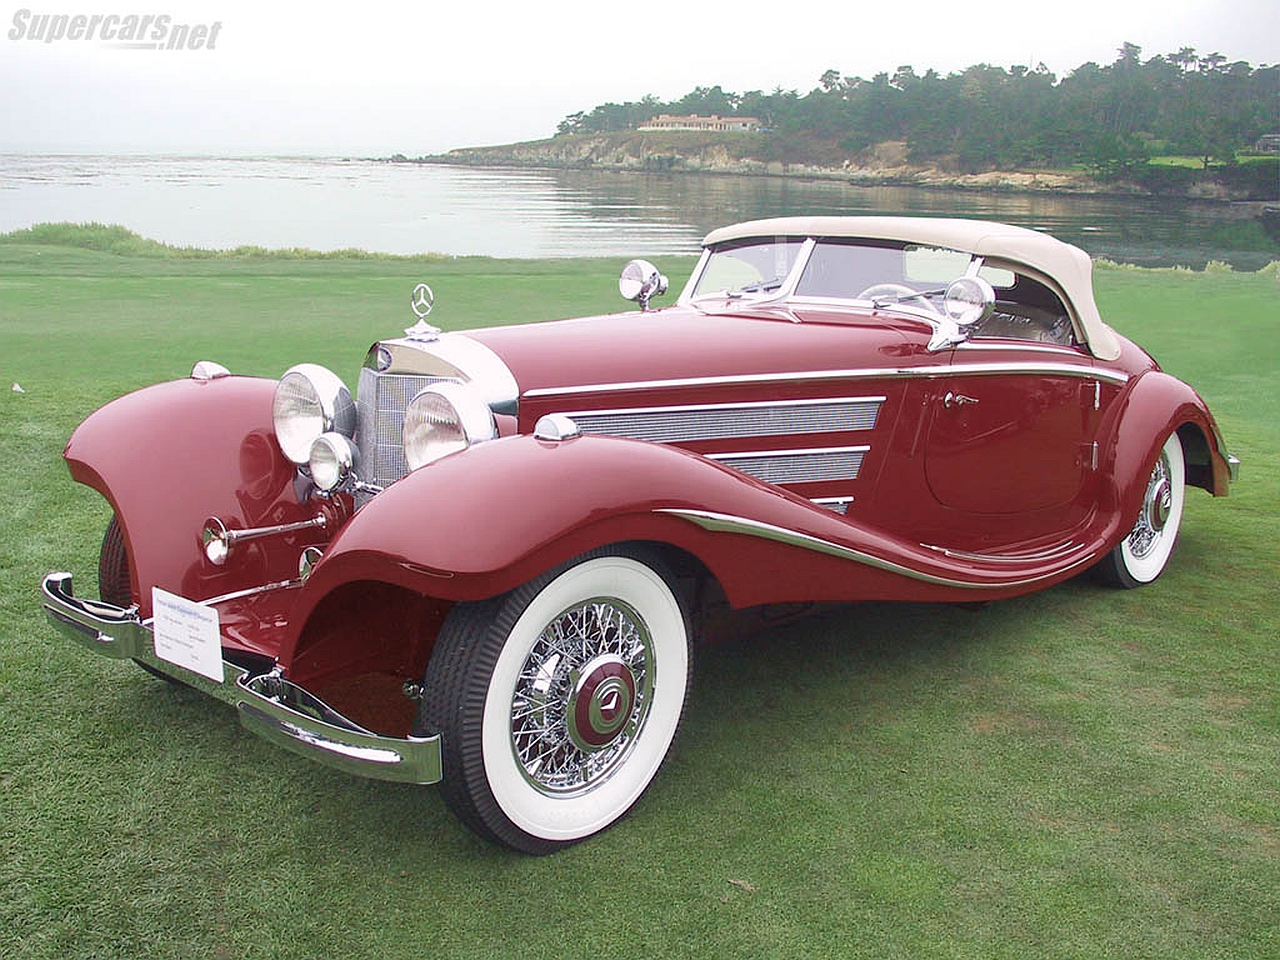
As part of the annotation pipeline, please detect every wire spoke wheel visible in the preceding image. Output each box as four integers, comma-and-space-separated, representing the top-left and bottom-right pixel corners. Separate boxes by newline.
417, 548, 689, 854
510, 598, 654, 796
1097, 432, 1186, 588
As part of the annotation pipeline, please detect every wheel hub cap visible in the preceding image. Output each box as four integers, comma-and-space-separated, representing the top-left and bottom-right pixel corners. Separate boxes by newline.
568, 655, 637, 751
1147, 478, 1172, 531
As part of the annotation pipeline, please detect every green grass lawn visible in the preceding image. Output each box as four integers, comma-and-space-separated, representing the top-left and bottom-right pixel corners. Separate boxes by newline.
1, 228, 1276, 959
1147, 153, 1277, 168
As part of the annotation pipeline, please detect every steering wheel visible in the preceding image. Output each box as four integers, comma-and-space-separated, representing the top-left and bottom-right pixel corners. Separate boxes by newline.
857, 283, 941, 315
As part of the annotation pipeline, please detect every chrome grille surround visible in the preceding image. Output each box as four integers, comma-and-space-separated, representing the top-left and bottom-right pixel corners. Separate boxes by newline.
707, 446, 868, 485
356, 368, 454, 488
563, 397, 884, 443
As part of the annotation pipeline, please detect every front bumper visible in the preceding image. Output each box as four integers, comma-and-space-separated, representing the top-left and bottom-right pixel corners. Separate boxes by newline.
41, 572, 442, 785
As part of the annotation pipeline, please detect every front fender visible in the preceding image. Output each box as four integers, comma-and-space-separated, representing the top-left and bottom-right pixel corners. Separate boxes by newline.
292, 434, 789, 613
64, 376, 318, 616
288, 432, 1124, 656
1097, 370, 1231, 540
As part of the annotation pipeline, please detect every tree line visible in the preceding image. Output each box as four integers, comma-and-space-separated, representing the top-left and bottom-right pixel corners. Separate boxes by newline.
555, 44, 1278, 175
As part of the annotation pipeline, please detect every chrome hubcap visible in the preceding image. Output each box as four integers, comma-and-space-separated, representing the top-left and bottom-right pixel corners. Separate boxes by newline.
1128, 452, 1171, 559
567, 654, 637, 752
1147, 478, 1172, 532
510, 599, 653, 796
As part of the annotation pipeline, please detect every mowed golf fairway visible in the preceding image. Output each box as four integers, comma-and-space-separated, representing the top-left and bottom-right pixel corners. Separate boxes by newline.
1, 227, 1276, 960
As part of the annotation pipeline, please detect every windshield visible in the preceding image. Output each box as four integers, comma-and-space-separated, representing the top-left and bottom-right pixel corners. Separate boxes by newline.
689, 238, 805, 300
690, 237, 1013, 304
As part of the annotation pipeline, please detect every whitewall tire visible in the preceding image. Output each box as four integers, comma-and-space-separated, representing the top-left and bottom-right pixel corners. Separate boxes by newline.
1097, 431, 1186, 588
417, 547, 690, 854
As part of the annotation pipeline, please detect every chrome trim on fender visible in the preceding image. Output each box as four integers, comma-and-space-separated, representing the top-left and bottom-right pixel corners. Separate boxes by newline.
922, 541, 1081, 564
656, 509, 1097, 589
40, 572, 442, 785
560, 396, 885, 443
203, 578, 302, 606
523, 361, 1127, 400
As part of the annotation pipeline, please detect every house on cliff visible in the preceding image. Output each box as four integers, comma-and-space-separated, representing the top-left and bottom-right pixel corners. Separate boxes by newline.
638, 114, 761, 133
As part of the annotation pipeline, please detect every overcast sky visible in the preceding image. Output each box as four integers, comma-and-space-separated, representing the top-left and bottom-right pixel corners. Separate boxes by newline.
1, 0, 1275, 156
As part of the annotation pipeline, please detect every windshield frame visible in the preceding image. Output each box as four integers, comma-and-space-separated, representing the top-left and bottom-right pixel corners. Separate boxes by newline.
679, 234, 985, 350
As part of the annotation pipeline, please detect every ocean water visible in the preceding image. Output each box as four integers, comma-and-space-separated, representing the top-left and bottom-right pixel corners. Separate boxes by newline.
0, 154, 1270, 268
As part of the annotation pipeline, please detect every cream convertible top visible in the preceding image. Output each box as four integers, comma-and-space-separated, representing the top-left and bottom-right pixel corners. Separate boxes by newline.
702, 217, 1122, 360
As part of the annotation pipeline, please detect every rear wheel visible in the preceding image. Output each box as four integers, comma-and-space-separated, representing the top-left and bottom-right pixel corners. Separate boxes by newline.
1096, 432, 1186, 588
416, 547, 690, 854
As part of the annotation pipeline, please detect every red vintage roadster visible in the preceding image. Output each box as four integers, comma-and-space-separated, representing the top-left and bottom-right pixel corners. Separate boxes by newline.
42, 217, 1238, 853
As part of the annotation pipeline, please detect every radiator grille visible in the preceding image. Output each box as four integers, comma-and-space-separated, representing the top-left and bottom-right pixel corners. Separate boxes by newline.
356, 368, 452, 488
567, 398, 882, 443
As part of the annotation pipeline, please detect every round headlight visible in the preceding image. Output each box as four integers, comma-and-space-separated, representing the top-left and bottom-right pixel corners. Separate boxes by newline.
403, 383, 496, 471
272, 364, 355, 465
309, 432, 358, 492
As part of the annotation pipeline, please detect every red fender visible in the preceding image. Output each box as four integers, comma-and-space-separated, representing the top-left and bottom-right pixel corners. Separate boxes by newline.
1095, 370, 1231, 550
63, 376, 322, 617
284, 432, 1143, 662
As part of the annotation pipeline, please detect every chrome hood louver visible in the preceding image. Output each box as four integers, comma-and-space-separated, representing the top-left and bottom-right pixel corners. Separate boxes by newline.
356, 333, 519, 489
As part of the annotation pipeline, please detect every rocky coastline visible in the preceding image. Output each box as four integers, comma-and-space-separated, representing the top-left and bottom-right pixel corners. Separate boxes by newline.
389, 133, 1276, 203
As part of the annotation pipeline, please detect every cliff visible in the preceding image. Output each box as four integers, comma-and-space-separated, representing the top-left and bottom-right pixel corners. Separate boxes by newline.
405, 132, 1100, 194
394, 132, 1278, 202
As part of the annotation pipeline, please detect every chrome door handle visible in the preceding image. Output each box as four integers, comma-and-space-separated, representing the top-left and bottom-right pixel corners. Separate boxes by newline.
943, 391, 979, 409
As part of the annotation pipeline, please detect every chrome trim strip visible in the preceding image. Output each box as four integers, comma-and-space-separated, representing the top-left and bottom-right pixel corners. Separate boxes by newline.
656, 510, 1097, 590
201, 578, 302, 607
561, 396, 886, 442
40, 572, 442, 785
922, 541, 1081, 564
709, 444, 871, 460
564, 396, 888, 417
523, 362, 1127, 399
955, 341, 1085, 356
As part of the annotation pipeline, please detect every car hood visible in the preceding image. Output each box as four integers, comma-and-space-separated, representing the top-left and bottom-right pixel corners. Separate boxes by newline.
463, 303, 923, 414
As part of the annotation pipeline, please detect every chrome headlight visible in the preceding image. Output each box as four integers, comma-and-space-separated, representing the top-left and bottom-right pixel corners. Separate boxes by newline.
309, 432, 358, 492
403, 382, 496, 471
272, 364, 355, 465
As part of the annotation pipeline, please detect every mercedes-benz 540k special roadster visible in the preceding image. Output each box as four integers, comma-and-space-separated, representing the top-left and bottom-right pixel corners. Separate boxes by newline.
42, 217, 1239, 853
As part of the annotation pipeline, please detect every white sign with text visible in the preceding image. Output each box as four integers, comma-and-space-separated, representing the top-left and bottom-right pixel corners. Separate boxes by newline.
151, 587, 224, 683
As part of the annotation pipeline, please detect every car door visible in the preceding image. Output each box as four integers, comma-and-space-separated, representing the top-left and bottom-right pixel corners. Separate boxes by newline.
921, 341, 1104, 517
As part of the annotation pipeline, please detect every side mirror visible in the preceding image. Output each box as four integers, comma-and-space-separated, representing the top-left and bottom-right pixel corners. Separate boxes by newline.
619, 259, 669, 311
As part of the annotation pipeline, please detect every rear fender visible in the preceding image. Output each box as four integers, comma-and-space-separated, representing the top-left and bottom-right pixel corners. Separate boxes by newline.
64, 376, 320, 616
1097, 370, 1231, 543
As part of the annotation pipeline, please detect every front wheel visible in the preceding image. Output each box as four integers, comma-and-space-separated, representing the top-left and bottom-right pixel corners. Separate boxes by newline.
416, 548, 690, 854
1096, 432, 1186, 588
100, 516, 186, 685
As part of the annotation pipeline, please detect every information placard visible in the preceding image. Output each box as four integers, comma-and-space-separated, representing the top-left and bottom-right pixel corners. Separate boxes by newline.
151, 587, 224, 683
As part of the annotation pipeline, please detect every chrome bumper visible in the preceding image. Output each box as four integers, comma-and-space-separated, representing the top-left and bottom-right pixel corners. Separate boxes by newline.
40, 572, 442, 785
